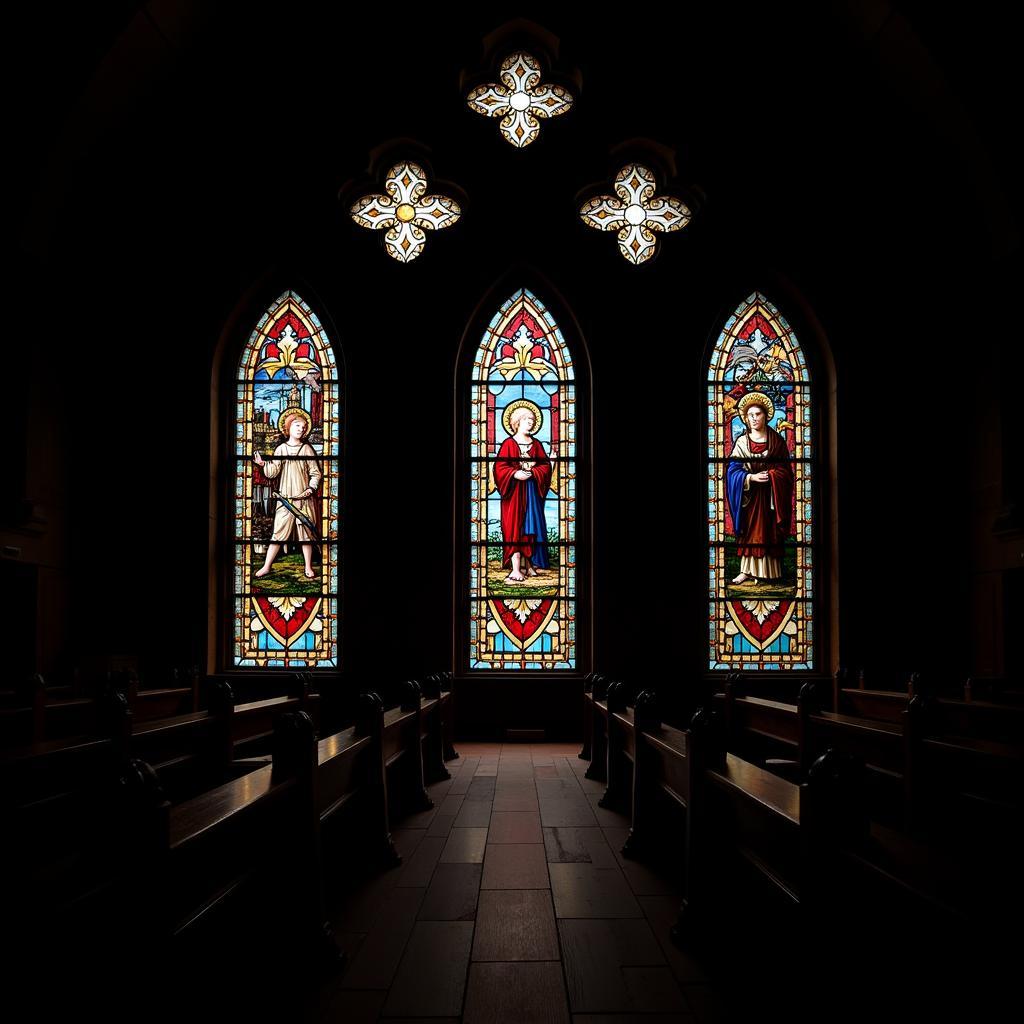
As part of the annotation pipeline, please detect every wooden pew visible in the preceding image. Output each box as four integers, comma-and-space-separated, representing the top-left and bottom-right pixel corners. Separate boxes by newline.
421, 674, 456, 782
584, 674, 611, 783
800, 699, 905, 778
577, 672, 605, 762
965, 675, 1024, 706
905, 694, 1024, 843
0, 684, 132, 770
689, 730, 1007, 1020
838, 666, 918, 697
715, 674, 800, 775
811, 676, 1024, 833
622, 699, 791, 976
377, 681, 434, 823
0, 666, 306, 750
228, 674, 322, 757
582, 682, 699, 859
605, 702, 818, 938
708, 673, 802, 780
38, 668, 195, 743
118, 668, 197, 723
36, 669, 109, 741
928, 695, 1024, 745
130, 693, 406, 946
0, 674, 91, 747
112, 711, 340, 989
832, 674, 909, 724
3, 690, 136, 961
799, 679, 908, 827
9, 684, 451, 1017
622, 690, 696, 863
0, 692, 38, 748
128, 679, 234, 803
589, 684, 1020, 1019
130, 679, 321, 802
2, 682, 317, 810
591, 691, 984, 927
597, 683, 1022, 1016
10, 712, 330, 1017
673, 710, 988, 933
836, 671, 1024, 743
600, 679, 637, 812
431, 670, 460, 762
694, 748, 808, 921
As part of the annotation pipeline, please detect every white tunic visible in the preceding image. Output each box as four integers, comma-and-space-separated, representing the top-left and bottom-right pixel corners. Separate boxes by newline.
261, 441, 322, 542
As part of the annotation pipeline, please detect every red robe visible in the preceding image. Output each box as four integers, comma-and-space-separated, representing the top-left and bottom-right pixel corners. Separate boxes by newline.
494, 437, 552, 567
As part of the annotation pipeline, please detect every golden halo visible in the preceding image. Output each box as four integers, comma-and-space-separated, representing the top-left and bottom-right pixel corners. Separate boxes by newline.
278, 406, 312, 436
502, 399, 543, 436
736, 391, 774, 423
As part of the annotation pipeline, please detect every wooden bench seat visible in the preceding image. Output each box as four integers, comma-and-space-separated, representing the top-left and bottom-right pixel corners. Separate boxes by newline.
130, 686, 194, 723
835, 686, 908, 723
713, 752, 801, 824
578, 679, 1021, 1022
130, 702, 393, 949
715, 680, 800, 772
580, 676, 612, 782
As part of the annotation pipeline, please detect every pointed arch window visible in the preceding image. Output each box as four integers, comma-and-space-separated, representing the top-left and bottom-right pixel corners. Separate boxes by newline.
466, 287, 581, 671
708, 292, 814, 670
231, 290, 340, 668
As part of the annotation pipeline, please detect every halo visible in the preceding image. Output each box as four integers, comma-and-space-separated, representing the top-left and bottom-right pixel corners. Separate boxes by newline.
278, 407, 312, 436
502, 399, 543, 436
736, 391, 774, 424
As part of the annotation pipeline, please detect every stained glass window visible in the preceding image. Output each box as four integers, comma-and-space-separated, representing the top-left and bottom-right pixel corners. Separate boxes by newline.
708, 292, 813, 670
233, 290, 339, 668
468, 288, 577, 670
466, 52, 574, 148
349, 161, 461, 263
579, 164, 691, 265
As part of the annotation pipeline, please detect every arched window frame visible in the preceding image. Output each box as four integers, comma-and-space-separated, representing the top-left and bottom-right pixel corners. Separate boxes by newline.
702, 286, 838, 679
455, 272, 593, 676
209, 283, 346, 676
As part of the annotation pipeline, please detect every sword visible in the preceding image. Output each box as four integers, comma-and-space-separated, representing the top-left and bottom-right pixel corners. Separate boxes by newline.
272, 491, 320, 540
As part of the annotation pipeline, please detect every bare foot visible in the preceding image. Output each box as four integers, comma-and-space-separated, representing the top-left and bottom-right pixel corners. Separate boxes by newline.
505, 571, 526, 582
304, 568, 316, 578
255, 566, 271, 577
731, 572, 750, 584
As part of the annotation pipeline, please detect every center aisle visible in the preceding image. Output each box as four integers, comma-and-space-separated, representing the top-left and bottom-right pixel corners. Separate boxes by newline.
310, 742, 724, 1023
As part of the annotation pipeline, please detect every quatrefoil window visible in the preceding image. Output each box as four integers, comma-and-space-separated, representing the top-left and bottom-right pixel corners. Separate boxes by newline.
350, 162, 461, 263
466, 52, 574, 148
579, 164, 691, 265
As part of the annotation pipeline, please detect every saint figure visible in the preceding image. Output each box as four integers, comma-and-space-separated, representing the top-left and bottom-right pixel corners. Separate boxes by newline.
726, 392, 793, 585
253, 408, 321, 579
493, 402, 552, 583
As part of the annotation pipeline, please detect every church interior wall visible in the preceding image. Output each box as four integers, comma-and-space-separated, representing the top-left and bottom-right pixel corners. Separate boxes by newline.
5, 3, 1017, 732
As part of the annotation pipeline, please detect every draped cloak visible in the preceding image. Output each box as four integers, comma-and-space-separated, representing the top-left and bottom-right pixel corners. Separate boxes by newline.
726, 428, 793, 571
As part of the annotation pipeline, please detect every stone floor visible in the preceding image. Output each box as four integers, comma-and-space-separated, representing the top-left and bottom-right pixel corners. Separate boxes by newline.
306, 742, 726, 1023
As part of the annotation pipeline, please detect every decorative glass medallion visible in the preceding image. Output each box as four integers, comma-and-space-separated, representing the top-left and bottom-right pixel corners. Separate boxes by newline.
579, 164, 690, 264
466, 52, 574, 148
350, 162, 461, 263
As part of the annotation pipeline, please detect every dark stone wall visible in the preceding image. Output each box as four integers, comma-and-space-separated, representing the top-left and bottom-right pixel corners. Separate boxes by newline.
8, 3, 1017, 734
